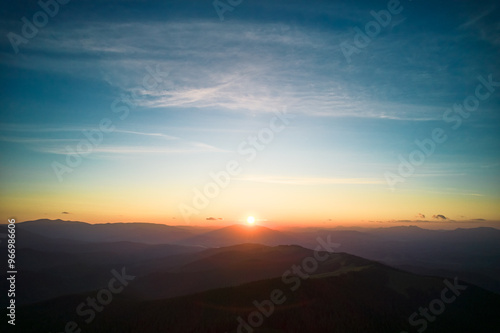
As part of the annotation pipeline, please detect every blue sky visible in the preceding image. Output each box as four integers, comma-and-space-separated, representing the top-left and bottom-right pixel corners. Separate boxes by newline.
1, 0, 499, 226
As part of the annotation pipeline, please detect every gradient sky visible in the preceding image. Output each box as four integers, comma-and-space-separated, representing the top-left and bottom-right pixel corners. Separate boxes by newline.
1, 0, 499, 228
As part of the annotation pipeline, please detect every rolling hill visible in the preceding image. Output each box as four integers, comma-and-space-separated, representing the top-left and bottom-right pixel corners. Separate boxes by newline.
180, 224, 298, 247
15, 219, 195, 244
9, 252, 500, 333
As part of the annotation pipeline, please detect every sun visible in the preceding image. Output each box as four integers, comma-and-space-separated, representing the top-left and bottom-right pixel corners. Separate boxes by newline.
247, 216, 255, 225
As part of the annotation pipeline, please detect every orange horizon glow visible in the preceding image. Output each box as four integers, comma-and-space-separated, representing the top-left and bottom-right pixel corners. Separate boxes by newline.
4, 214, 499, 231
2, 184, 499, 229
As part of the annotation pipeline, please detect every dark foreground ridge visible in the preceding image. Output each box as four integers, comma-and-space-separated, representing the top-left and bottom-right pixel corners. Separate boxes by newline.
8, 250, 500, 333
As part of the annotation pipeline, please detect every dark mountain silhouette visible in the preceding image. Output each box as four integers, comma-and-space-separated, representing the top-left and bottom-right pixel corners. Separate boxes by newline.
125, 243, 344, 300
16, 219, 194, 244
10, 253, 500, 333
0, 224, 202, 306
5, 220, 500, 300
293, 226, 500, 294
180, 224, 297, 247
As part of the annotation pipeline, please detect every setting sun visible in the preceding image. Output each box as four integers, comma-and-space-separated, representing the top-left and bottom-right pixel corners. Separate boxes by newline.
247, 216, 255, 225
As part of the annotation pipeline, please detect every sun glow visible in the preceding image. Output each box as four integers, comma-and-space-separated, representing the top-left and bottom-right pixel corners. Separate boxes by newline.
247, 216, 255, 225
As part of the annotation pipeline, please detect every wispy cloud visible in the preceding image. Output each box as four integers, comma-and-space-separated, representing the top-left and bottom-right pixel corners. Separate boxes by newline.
458, 8, 494, 30
114, 130, 179, 140
32, 144, 228, 156
0, 124, 180, 140
235, 175, 384, 185
417, 189, 485, 197
0, 125, 228, 157
0, 123, 91, 133
0, 137, 81, 144
0, 20, 478, 121
457, 7, 500, 45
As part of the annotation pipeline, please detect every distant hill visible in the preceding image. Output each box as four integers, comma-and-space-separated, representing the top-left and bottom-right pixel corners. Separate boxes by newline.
292, 226, 500, 294
0, 223, 203, 306
180, 224, 298, 247
5, 221, 500, 295
126, 243, 354, 300
15, 219, 194, 244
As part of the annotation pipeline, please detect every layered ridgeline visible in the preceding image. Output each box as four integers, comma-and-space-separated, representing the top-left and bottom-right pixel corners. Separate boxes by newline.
7, 247, 500, 333
1, 220, 499, 332
3, 219, 500, 295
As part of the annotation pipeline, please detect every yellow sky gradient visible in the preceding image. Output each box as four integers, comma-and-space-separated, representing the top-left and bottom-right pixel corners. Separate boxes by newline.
2, 181, 499, 230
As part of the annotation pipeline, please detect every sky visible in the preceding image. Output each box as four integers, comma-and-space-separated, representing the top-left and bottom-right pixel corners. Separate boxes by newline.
0, 0, 499, 228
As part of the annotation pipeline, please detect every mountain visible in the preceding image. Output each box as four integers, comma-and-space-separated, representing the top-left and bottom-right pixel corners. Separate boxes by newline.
6, 221, 500, 300
0, 241, 351, 307
125, 243, 347, 300
10, 252, 500, 333
0, 224, 203, 306
16, 219, 194, 244
292, 226, 500, 294
180, 224, 297, 247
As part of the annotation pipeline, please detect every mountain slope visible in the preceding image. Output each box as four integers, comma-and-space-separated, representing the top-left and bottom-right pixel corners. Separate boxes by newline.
180, 224, 297, 247
16, 219, 194, 244
12, 260, 500, 333
294, 226, 500, 294
125, 243, 352, 300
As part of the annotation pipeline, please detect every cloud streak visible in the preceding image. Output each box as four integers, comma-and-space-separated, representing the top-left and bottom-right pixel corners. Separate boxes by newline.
235, 175, 384, 185
1, 20, 481, 120
33, 144, 228, 156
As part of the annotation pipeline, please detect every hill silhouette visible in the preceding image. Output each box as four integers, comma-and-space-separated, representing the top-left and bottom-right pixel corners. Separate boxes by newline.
10, 254, 500, 332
